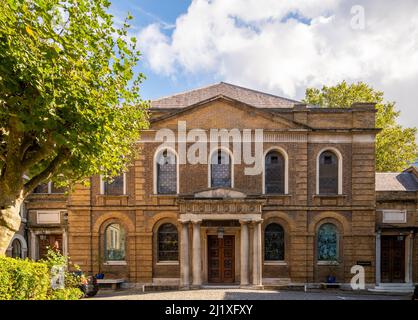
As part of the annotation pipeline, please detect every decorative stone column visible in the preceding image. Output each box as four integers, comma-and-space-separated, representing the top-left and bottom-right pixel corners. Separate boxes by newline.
62, 229, 68, 257
240, 219, 250, 286
179, 220, 190, 289
30, 231, 37, 260
406, 231, 414, 284
192, 220, 202, 287
252, 220, 263, 288
375, 230, 381, 286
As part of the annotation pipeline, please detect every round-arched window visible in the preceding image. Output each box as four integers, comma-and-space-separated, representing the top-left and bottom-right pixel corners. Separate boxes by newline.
317, 223, 338, 261
11, 239, 22, 258
104, 223, 126, 261
264, 223, 285, 261
158, 223, 179, 261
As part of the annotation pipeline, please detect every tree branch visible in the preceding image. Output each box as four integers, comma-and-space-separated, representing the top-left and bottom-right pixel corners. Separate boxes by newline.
19, 132, 36, 161
21, 132, 55, 170
23, 148, 70, 197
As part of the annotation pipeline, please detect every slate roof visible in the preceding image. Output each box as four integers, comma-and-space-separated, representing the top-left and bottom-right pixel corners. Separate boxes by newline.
151, 82, 300, 109
375, 171, 418, 191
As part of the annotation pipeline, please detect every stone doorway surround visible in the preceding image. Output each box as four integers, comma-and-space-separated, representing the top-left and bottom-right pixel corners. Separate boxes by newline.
177, 188, 265, 289
375, 228, 415, 286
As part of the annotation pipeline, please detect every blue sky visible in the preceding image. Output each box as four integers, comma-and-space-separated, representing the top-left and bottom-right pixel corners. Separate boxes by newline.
110, 0, 201, 100
108, 0, 418, 131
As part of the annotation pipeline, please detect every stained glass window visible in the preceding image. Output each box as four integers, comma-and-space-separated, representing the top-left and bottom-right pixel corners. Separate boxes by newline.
104, 174, 124, 195
157, 150, 177, 194
264, 223, 285, 261
104, 223, 126, 261
265, 151, 285, 194
319, 151, 338, 194
211, 150, 231, 188
158, 223, 179, 261
317, 223, 338, 261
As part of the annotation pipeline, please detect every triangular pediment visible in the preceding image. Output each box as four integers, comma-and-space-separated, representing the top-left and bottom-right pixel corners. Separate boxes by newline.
151, 95, 310, 130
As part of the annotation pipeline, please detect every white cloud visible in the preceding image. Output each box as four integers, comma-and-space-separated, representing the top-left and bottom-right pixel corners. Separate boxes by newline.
138, 0, 418, 128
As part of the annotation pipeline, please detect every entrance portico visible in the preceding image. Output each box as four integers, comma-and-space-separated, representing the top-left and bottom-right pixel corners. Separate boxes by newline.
178, 188, 265, 289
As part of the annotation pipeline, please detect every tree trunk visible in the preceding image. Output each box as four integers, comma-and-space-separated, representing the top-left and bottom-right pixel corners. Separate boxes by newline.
0, 200, 22, 255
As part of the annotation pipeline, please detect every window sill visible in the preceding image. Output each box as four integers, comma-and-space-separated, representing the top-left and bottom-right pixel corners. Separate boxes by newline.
104, 261, 127, 266
264, 261, 287, 266
151, 194, 178, 197
317, 261, 339, 266
313, 194, 346, 198
156, 261, 179, 266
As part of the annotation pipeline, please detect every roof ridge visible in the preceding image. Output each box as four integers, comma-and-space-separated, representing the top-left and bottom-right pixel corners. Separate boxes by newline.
151, 82, 223, 102
151, 81, 301, 105
219, 81, 301, 103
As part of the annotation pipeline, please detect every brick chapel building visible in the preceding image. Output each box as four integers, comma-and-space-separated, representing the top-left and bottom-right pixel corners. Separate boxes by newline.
7, 83, 418, 290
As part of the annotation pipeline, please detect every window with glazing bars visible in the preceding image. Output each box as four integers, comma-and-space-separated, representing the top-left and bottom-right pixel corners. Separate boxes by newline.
157, 150, 177, 194
211, 150, 231, 188
319, 151, 338, 194
265, 151, 285, 194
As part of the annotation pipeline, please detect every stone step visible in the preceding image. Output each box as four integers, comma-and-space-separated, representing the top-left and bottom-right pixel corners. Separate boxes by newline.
369, 283, 415, 293
142, 285, 179, 292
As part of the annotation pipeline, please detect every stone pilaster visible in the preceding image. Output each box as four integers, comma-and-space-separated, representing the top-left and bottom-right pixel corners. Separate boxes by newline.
179, 220, 190, 289
192, 220, 202, 287
252, 220, 263, 288
240, 219, 250, 286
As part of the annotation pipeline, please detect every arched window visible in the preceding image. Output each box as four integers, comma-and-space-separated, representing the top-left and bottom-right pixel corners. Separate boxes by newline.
265, 151, 285, 194
156, 149, 177, 194
103, 173, 125, 195
158, 223, 178, 261
264, 223, 285, 261
318, 150, 339, 194
210, 150, 231, 188
104, 223, 126, 261
317, 223, 338, 261
11, 239, 22, 258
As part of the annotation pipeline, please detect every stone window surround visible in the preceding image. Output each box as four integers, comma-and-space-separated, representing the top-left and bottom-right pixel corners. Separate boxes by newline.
208, 147, 234, 189
316, 222, 340, 264
153, 146, 180, 194
262, 146, 289, 195
104, 223, 127, 263
99, 172, 127, 195
316, 147, 343, 195
29, 228, 68, 260
33, 181, 66, 194
6, 234, 28, 259
157, 223, 180, 263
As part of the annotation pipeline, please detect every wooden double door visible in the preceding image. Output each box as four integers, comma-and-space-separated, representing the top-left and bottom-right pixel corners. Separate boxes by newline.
381, 236, 405, 283
208, 235, 235, 283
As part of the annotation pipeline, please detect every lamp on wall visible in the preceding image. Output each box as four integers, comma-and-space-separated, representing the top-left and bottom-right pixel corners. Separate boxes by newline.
217, 227, 224, 239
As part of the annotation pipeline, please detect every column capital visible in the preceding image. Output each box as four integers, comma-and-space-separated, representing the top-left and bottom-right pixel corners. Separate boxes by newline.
239, 219, 251, 225
191, 219, 202, 225
178, 219, 191, 224
250, 219, 263, 226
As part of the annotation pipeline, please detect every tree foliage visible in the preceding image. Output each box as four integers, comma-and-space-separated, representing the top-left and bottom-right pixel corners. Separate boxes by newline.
0, 0, 149, 203
304, 81, 417, 172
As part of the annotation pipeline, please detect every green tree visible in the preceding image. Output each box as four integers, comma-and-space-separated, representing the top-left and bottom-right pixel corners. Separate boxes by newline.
0, 0, 149, 254
304, 81, 417, 172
